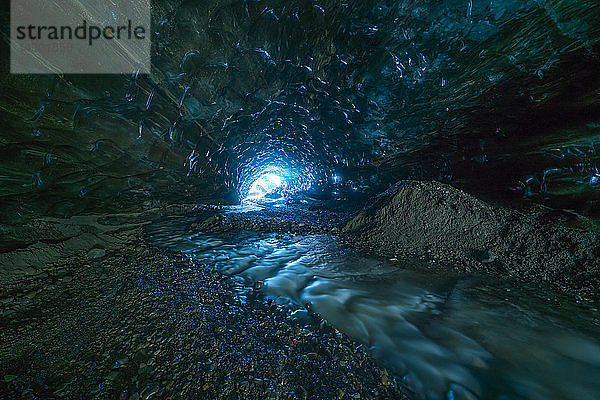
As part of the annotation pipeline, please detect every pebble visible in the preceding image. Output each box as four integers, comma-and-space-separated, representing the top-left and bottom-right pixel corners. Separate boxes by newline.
88, 248, 106, 259
107, 371, 119, 381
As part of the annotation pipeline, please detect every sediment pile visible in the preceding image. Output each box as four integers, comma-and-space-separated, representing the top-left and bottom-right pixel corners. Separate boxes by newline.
342, 181, 600, 297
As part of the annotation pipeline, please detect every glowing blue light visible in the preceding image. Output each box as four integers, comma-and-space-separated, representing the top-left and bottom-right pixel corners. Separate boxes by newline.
244, 170, 287, 202
239, 162, 317, 204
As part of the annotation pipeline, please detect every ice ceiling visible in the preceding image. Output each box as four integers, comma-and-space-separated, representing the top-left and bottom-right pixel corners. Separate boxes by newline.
0, 0, 599, 220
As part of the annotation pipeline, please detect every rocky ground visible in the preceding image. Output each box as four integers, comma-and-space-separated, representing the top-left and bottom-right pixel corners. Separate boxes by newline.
341, 180, 600, 300
0, 214, 409, 400
192, 203, 348, 235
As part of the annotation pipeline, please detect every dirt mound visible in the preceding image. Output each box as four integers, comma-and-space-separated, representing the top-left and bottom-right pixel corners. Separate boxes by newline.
343, 181, 600, 296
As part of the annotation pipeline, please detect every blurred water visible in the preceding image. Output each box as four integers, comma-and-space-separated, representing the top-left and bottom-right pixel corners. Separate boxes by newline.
148, 220, 600, 400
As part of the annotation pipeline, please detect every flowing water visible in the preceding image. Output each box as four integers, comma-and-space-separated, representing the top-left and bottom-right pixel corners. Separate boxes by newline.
147, 214, 600, 400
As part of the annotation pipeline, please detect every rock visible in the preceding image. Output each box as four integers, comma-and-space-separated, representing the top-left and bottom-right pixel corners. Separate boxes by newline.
381, 369, 389, 386
24, 291, 37, 299
479, 250, 498, 264
107, 371, 119, 381
88, 248, 106, 259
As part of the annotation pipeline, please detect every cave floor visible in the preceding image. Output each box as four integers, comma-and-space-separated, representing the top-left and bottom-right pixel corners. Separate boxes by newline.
2, 202, 600, 400
0, 224, 408, 400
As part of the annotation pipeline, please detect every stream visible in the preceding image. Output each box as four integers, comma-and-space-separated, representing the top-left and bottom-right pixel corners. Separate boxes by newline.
147, 216, 600, 400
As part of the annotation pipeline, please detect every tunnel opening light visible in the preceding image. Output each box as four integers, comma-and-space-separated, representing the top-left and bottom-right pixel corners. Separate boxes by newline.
244, 170, 287, 202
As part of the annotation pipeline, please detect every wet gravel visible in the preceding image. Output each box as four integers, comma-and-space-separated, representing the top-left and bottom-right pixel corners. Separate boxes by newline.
193, 203, 350, 236
0, 235, 409, 399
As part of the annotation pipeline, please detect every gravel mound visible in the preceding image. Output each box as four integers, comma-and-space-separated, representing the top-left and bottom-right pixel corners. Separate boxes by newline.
342, 181, 600, 297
